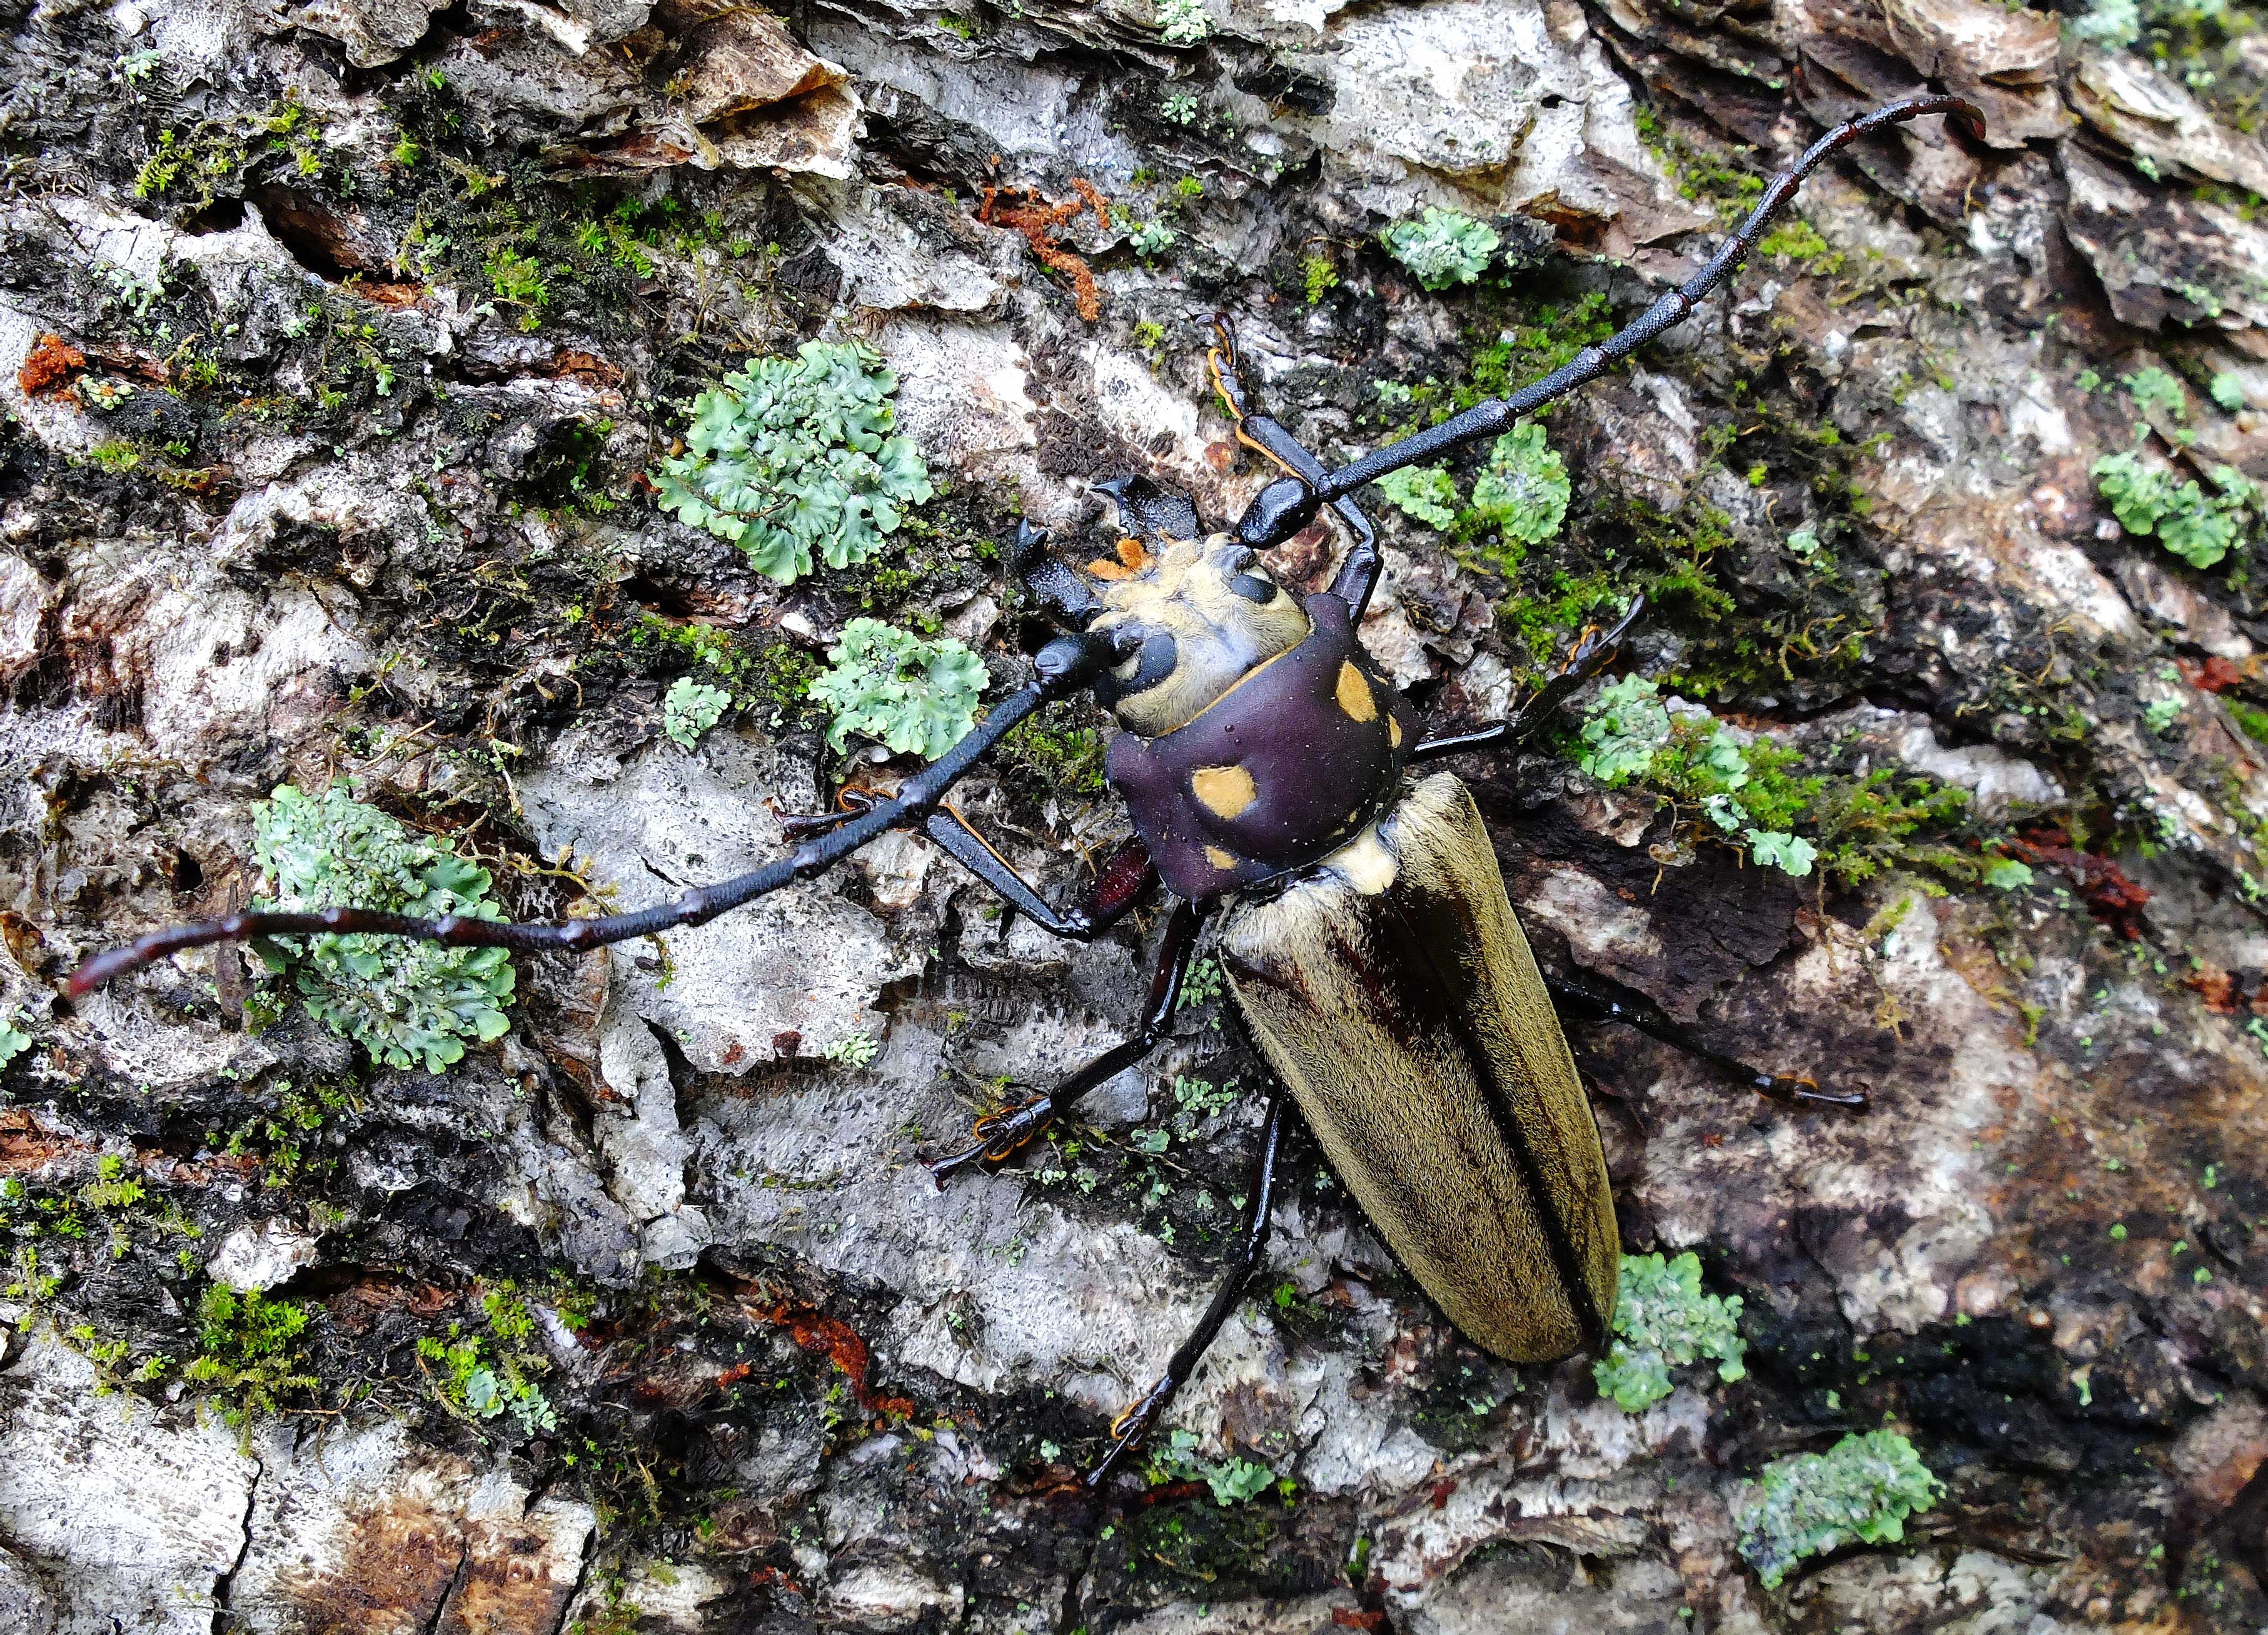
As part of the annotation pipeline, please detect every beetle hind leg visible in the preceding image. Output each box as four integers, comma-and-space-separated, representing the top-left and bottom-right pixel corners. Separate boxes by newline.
1544, 970, 1866, 1110
928, 899, 1205, 1183
1086, 1089, 1288, 1489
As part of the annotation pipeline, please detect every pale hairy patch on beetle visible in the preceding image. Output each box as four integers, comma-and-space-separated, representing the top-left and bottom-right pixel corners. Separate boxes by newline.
1090, 533, 1309, 736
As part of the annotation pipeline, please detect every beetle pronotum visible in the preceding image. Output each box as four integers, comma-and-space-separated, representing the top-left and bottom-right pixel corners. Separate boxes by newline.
71, 91, 1987, 1484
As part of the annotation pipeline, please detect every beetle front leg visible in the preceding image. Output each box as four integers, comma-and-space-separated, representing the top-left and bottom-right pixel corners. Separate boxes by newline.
1543, 970, 1866, 1110
1086, 1088, 1287, 1489
929, 898, 1205, 1181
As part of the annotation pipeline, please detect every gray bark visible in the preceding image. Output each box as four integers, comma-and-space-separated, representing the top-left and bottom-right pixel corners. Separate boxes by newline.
0, 0, 2264, 1627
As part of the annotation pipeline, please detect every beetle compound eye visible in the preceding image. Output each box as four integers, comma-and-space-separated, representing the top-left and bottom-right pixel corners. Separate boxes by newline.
1230, 572, 1277, 603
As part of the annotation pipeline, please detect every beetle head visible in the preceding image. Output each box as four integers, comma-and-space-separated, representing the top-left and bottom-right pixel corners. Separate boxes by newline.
1084, 530, 1309, 736
1009, 475, 1311, 737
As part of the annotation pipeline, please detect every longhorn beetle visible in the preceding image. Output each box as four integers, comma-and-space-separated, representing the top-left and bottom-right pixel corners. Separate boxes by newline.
72, 93, 1986, 1486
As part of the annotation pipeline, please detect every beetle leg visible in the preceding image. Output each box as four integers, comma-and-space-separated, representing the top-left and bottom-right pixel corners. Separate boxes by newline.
1208, 315, 1385, 619
1411, 595, 1645, 763
68, 632, 1122, 994
920, 811, 1156, 942
1543, 970, 1867, 1110
929, 898, 1204, 1182
1232, 94, 1988, 550
1086, 1088, 1288, 1489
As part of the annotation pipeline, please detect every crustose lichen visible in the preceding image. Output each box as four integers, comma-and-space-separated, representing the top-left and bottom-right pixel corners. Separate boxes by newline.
1733, 1429, 1944, 1589
250, 784, 514, 1075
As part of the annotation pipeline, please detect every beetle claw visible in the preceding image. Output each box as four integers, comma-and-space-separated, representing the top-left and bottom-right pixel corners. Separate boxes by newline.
1760, 1073, 1868, 1111
1085, 1373, 1177, 1487
927, 1096, 1060, 1183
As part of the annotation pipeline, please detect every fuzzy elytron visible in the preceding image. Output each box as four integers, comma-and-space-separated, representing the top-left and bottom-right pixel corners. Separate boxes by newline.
73, 93, 1986, 1484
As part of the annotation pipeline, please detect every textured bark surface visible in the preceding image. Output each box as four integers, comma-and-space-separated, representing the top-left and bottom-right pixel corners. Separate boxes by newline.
1, 0, 2266, 1628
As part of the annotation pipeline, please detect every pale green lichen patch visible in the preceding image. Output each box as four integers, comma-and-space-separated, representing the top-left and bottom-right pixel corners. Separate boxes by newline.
1733, 1429, 1944, 1589
1382, 206, 1499, 290
652, 341, 932, 584
1471, 422, 1570, 545
0, 1010, 28, 1071
251, 784, 514, 1075
2092, 447, 2256, 570
662, 676, 731, 750
809, 619, 987, 759
1594, 1250, 1746, 1411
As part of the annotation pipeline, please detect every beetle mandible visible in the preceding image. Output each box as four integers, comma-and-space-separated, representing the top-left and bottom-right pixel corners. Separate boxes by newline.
70, 91, 1987, 1485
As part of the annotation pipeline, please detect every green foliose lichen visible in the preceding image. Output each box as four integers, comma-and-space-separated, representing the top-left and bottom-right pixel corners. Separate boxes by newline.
1471, 421, 1570, 545
1594, 1250, 1746, 1411
251, 784, 514, 1075
1382, 207, 1499, 290
1733, 1429, 1943, 1589
653, 342, 933, 584
809, 619, 988, 759
662, 676, 731, 750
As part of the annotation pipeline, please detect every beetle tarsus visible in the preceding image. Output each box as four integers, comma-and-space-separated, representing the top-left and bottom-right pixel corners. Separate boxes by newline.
927, 1096, 1059, 1182
1084, 1374, 1179, 1487
1761, 1074, 1870, 1111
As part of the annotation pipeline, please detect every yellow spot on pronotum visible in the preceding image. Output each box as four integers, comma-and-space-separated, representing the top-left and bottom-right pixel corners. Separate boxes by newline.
1336, 660, 1377, 722
1389, 714, 1403, 749
1204, 845, 1237, 871
1331, 824, 1398, 895
1191, 764, 1258, 819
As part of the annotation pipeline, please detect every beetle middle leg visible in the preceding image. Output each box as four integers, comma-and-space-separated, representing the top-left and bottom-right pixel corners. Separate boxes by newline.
1410, 595, 1645, 764
929, 898, 1207, 1180
1543, 969, 1865, 1110
782, 788, 1159, 943
1206, 315, 1384, 619
1086, 1086, 1288, 1488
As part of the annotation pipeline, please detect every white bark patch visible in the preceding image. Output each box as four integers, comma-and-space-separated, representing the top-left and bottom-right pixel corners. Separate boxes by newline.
0, 1336, 255, 1634
206, 1219, 320, 1293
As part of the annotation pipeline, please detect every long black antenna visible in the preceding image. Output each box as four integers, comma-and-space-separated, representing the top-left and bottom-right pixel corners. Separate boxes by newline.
1235, 92, 1987, 548
69, 635, 1112, 994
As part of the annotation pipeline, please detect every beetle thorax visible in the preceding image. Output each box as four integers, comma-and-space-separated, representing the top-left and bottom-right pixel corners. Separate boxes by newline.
1085, 532, 1310, 737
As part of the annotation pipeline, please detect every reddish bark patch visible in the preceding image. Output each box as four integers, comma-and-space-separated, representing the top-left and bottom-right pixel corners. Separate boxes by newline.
1333, 1608, 1388, 1630
745, 1297, 914, 1417
980, 179, 1110, 322
2005, 828, 2150, 940
0, 1110, 75, 1173
18, 333, 84, 398
2180, 655, 2250, 694
549, 348, 625, 386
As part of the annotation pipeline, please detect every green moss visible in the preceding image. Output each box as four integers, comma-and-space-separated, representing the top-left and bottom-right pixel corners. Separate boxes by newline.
183, 1285, 318, 1426
1000, 704, 1111, 794
1758, 218, 1843, 276
1595, 1251, 1747, 1411
484, 246, 550, 330
1301, 253, 1338, 303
